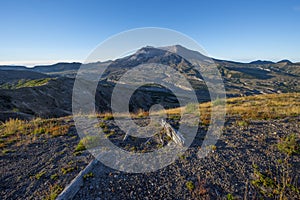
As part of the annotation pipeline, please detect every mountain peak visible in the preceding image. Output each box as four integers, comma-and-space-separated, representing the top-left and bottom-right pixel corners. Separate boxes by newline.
160, 44, 211, 64
132, 46, 166, 59
161, 44, 197, 54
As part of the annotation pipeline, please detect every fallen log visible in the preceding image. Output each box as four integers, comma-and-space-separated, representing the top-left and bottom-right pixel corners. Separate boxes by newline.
161, 119, 185, 146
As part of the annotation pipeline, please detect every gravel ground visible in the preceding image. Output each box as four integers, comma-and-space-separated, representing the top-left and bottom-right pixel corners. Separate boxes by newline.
0, 125, 92, 199
1, 116, 299, 199
74, 116, 300, 200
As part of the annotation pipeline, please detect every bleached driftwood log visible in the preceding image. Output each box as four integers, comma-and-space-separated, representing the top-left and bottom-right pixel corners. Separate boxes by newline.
161, 119, 185, 146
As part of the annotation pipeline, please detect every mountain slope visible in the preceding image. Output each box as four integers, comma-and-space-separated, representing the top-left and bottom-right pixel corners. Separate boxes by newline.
0, 45, 299, 120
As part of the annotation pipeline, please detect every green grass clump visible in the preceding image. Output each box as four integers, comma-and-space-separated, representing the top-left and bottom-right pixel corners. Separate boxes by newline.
75, 141, 86, 152
97, 122, 106, 128
211, 145, 217, 151
105, 130, 115, 138
35, 171, 46, 180
103, 127, 110, 133
277, 133, 299, 156
74, 135, 101, 154
251, 134, 300, 199
251, 165, 278, 198
61, 167, 75, 174
186, 181, 195, 191
50, 174, 58, 180
45, 184, 63, 200
33, 127, 47, 135
237, 120, 249, 127
226, 193, 234, 200
83, 172, 94, 181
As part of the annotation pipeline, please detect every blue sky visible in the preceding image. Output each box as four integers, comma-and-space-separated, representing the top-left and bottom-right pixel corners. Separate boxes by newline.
1, 0, 300, 66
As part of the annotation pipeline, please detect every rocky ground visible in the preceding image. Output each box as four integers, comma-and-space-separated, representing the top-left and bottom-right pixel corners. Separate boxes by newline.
0, 122, 93, 199
74, 116, 300, 200
1, 116, 299, 199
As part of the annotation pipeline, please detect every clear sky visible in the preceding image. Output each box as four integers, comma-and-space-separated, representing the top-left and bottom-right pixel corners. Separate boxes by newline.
1, 0, 300, 66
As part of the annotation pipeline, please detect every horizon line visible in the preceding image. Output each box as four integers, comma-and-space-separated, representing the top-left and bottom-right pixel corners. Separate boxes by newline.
0, 57, 299, 68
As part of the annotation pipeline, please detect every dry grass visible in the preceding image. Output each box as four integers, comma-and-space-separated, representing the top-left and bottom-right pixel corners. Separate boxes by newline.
1, 93, 299, 152
0, 117, 71, 152
135, 109, 149, 118
161, 93, 300, 124
226, 93, 300, 120
102, 113, 114, 120
86, 93, 299, 126
0, 118, 26, 137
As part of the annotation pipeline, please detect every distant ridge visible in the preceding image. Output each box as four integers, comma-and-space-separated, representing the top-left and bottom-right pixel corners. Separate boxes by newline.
32, 62, 82, 73
0, 65, 28, 70
250, 60, 275, 65
277, 59, 293, 64
0, 62, 83, 71
0, 47, 298, 69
